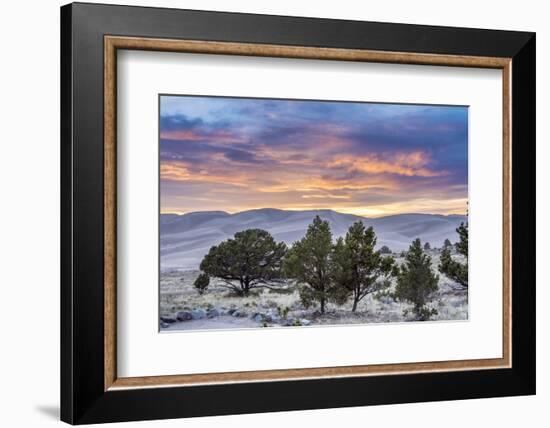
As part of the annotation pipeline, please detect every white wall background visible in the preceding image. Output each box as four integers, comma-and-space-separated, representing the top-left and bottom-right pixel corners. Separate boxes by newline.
0, 1, 546, 427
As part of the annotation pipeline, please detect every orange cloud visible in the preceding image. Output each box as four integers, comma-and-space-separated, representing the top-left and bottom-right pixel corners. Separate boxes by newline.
160, 161, 249, 187
160, 163, 192, 180
160, 130, 204, 141
160, 152, 463, 217
160, 129, 247, 144
327, 151, 444, 177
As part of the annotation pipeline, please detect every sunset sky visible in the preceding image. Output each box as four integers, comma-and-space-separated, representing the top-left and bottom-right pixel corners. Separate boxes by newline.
160, 95, 468, 217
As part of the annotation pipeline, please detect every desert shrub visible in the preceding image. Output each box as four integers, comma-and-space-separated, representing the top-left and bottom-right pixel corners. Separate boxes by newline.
193, 272, 210, 295
332, 222, 395, 312
277, 305, 290, 319
403, 306, 438, 320
379, 245, 392, 254
267, 287, 293, 295
199, 229, 287, 296
394, 238, 439, 320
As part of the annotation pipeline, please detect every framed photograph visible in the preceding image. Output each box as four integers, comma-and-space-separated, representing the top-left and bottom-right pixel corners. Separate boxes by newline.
61, 2, 535, 424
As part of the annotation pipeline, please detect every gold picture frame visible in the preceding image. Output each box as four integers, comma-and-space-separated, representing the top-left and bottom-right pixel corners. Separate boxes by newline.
103, 36, 512, 391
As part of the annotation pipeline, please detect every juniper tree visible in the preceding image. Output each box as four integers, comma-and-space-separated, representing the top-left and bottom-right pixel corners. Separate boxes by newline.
439, 222, 468, 287
193, 272, 210, 295
394, 238, 439, 320
283, 216, 335, 313
332, 222, 395, 312
199, 229, 287, 296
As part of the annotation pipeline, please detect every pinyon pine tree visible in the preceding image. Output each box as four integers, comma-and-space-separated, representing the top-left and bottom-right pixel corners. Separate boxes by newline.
439, 222, 468, 287
284, 216, 335, 313
394, 238, 439, 320
332, 222, 395, 312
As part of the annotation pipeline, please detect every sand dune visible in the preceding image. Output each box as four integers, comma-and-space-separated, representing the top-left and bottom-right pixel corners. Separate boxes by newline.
160, 208, 466, 270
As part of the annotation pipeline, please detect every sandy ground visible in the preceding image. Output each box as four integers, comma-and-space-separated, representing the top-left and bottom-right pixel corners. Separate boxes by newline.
163, 316, 260, 331
160, 251, 468, 332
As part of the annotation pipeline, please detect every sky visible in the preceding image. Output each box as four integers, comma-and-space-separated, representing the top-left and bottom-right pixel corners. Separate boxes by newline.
160, 95, 468, 217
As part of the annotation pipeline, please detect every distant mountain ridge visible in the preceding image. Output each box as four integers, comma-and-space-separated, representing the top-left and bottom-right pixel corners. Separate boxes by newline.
160, 208, 467, 270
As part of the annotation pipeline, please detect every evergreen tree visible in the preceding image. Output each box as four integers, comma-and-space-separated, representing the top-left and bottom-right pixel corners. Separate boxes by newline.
443, 238, 452, 249
424, 242, 431, 251
330, 237, 352, 306
455, 222, 468, 257
394, 238, 439, 320
379, 245, 392, 254
200, 229, 287, 296
439, 222, 468, 287
332, 222, 395, 312
193, 272, 210, 295
284, 216, 335, 313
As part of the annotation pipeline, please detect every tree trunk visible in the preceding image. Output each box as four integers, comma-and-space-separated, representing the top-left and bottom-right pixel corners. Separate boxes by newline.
320, 297, 325, 313
239, 278, 249, 296
352, 297, 358, 312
